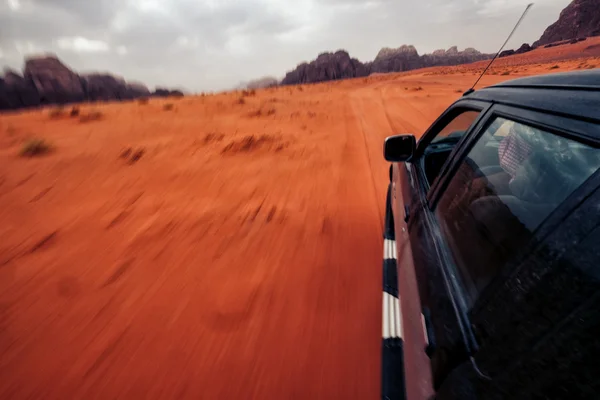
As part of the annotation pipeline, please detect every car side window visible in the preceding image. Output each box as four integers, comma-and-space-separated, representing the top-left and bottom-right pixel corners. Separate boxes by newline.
422, 110, 481, 185
435, 117, 600, 306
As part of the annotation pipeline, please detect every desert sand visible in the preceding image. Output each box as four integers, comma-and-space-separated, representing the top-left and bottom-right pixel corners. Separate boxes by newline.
1, 39, 599, 399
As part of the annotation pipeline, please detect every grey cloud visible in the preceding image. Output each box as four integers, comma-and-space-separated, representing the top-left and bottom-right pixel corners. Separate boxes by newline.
28, 0, 119, 26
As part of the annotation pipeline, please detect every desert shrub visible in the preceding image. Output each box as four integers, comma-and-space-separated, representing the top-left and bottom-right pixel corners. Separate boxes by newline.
79, 110, 103, 123
501, 71, 511, 76
241, 89, 256, 97
163, 103, 174, 111
120, 148, 132, 159
138, 97, 149, 105
20, 138, 52, 157
237, 97, 246, 105
247, 109, 262, 118
48, 107, 65, 119
455, 89, 463, 93
70, 107, 80, 117
549, 65, 560, 70
129, 148, 145, 164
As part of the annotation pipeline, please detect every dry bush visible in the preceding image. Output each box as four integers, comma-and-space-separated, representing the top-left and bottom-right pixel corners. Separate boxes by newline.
70, 107, 80, 117
266, 108, 276, 116
241, 89, 256, 97
163, 103, 174, 111
237, 97, 246, 105
221, 134, 277, 154
501, 71, 511, 76
455, 89, 463, 93
203, 133, 225, 144
138, 97, 149, 105
549, 65, 560, 70
120, 147, 132, 159
247, 109, 263, 118
20, 138, 52, 157
79, 110, 103, 123
48, 107, 65, 119
129, 148, 145, 164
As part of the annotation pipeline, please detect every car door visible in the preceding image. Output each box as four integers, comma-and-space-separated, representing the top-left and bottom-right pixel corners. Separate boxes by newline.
425, 105, 600, 399
393, 99, 493, 390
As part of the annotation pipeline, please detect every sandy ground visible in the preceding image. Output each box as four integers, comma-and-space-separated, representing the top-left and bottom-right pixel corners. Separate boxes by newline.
0, 39, 599, 399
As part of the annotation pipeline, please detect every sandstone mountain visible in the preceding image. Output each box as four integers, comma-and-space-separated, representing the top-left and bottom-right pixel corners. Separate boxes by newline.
238, 77, 279, 90
0, 55, 182, 111
534, 0, 600, 47
281, 51, 369, 85
281, 46, 492, 85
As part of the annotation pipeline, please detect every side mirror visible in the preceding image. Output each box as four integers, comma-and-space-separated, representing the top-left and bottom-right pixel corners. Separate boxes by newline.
384, 134, 416, 162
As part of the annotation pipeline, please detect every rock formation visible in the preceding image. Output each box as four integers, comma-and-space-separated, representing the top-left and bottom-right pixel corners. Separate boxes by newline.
153, 88, 184, 97
281, 50, 369, 85
282, 46, 492, 85
369, 45, 422, 74
0, 54, 181, 112
24, 56, 86, 104
533, 0, 600, 47
242, 77, 279, 90
499, 43, 534, 58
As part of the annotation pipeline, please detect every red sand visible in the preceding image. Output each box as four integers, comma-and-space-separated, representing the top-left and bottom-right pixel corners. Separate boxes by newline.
0, 40, 598, 399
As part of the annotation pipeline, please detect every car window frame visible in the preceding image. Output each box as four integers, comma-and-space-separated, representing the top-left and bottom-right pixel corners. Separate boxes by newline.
424, 103, 600, 311
428, 104, 600, 209
404, 103, 497, 359
415, 99, 492, 158
415, 99, 492, 194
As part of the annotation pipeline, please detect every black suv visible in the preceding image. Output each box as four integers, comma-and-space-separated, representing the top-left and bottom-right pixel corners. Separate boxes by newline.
381, 70, 600, 400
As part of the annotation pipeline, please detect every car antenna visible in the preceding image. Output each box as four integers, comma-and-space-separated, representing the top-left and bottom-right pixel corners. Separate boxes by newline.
463, 3, 534, 96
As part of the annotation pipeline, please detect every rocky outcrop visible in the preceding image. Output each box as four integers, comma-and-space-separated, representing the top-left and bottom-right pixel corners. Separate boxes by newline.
0, 55, 182, 112
420, 46, 491, 68
80, 74, 152, 101
282, 46, 492, 85
533, 0, 600, 47
1, 68, 40, 108
244, 77, 279, 90
499, 43, 534, 58
515, 43, 533, 54
281, 50, 369, 85
24, 56, 86, 104
370, 45, 421, 74
153, 88, 184, 97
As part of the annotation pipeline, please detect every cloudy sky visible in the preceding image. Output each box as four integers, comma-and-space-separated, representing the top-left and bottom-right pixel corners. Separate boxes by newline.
0, 0, 570, 92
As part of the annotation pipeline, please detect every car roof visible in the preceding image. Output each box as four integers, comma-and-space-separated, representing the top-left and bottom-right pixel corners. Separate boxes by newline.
465, 70, 600, 125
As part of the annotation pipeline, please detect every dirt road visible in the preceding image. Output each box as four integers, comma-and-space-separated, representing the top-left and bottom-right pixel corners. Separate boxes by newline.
0, 54, 595, 399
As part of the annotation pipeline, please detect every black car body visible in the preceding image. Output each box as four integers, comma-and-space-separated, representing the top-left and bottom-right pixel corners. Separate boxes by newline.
381, 70, 600, 400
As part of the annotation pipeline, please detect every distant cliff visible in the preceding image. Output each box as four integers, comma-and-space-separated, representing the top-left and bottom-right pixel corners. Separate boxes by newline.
534, 0, 600, 47
0, 55, 183, 111
237, 77, 279, 90
281, 50, 369, 85
281, 46, 492, 85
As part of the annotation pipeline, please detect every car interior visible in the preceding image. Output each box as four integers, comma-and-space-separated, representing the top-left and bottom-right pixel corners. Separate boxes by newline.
436, 118, 600, 298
